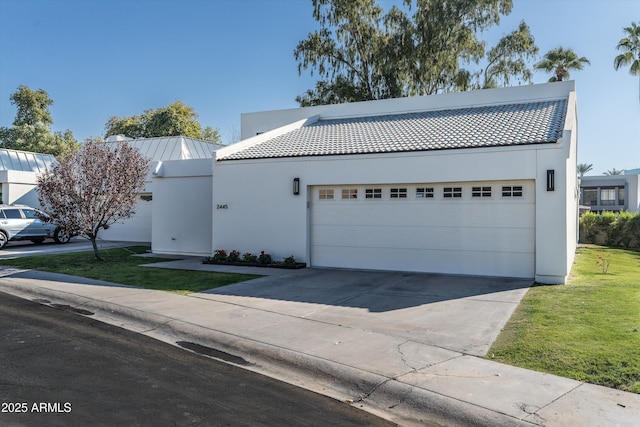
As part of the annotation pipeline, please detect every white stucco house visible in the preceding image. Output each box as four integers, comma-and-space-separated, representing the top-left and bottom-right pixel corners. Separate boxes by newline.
211, 81, 579, 284
100, 136, 223, 255
0, 148, 56, 207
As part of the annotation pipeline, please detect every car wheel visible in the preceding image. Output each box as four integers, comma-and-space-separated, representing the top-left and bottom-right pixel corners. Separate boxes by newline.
54, 228, 71, 244
31, 238, 45, 244
0, 231, 7, 249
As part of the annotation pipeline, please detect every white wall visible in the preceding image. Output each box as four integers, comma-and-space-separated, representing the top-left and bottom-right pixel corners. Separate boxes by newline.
151, 159, 213, 256
221, 82, 578, 283
213, 141, 574, 282
0, 170, 42, 207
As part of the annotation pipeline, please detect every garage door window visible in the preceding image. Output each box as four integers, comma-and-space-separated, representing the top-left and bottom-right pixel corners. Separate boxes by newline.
365, 188, 382, 199
416, 188, 434, 198
342, 188, 358, 199
390, 188, 407, 198
472, 186, 492, 197
443, 187, 462, 198
502, 186, 523, 197
319, 189, 334, 200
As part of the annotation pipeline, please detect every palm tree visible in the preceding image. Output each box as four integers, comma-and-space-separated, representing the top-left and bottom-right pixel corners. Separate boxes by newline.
614, 22, 640, 102
604, 168, 624, 176
577, 163, 593, 177
534, 47, 591, 82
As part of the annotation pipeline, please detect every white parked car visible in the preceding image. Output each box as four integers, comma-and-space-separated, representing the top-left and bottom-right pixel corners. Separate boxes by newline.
0, 205, 71, 249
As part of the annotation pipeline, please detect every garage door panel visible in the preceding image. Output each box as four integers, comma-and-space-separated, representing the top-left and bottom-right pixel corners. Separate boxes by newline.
312, 224, 534, 254
313, 202, 533, 229
312, 245, 533, 278
310, 181, 535, 278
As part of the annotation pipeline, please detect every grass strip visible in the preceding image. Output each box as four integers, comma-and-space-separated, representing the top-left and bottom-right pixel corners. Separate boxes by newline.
488, 245, 640, 394
0, 246, 261, 295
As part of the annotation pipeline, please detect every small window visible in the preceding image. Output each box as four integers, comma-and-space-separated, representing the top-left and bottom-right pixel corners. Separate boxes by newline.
319, 189, 334, 200
21, 209, 37, 218
365, 188, 382, 199
472, 186, 492, 198
443, 187, 462, 198
342, 188, 358, 199
581, 188, 596, 205
502, 186, 523, 198
618, 187, 625, 205
600, 188, 616, 206
416, 188, 434, 198
390, 188, 407, 198
3, 209, 22, 219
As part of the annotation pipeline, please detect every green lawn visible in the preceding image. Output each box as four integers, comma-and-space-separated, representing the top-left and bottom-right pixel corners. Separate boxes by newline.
0, 246, 261, 295
488, 245, 640, 394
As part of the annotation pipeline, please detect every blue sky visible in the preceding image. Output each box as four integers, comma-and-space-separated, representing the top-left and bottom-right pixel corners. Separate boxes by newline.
0, 0, 638, 174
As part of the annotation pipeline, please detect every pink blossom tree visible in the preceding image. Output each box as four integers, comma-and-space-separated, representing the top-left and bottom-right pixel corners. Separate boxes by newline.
37, 140, 150, 260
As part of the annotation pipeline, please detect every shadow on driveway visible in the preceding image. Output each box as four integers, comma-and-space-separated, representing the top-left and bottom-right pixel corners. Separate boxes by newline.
204, 268, 533, 313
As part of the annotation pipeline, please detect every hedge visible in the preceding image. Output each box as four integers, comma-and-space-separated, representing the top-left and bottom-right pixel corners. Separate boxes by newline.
579, 211, 640, 248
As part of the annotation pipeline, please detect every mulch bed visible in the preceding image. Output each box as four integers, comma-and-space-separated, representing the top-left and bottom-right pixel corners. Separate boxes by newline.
202, 258, 306, 269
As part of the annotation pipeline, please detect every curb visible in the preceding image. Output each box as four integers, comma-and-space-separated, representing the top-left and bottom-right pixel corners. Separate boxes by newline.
0, 280, 536, 427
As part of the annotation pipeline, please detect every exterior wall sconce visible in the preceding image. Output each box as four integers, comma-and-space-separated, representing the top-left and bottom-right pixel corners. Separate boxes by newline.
547, 170, 555, 192
293, 178, 300, 195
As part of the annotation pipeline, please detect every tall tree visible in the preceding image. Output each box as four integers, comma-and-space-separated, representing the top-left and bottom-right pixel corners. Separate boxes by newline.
534, 47, 590, 82
613, 22, 640, 102
577, 163, 593, 177
390, 0, 513, 96
104, 101, 221, 143
37, 140, 150, 261
0, 85, 79, 158
604, 168, 624, 176
294, 0, 539, 105
479, 21, 539, 89
294, 0, 397, 105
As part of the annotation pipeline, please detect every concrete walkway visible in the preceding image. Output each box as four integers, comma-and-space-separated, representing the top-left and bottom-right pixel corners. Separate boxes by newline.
0, 260, 638, 426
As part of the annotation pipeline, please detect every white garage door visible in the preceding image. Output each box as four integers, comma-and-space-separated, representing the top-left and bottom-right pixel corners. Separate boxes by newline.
310, 181, 535, 278
99, 194, 153, 243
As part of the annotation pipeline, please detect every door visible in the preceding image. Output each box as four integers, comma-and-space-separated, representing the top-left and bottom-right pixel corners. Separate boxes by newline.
309, 181, 535, 278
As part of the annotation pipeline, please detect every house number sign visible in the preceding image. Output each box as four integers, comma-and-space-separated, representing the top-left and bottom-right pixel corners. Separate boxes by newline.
216, 204, 228, 210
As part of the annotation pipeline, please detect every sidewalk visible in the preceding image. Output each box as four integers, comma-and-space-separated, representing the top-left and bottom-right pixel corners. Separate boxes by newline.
0, 262, 637, 427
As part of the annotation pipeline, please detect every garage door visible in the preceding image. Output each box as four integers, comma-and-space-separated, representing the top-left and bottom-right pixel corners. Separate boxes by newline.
310, 181, 535, 278
99, 193, 153, 243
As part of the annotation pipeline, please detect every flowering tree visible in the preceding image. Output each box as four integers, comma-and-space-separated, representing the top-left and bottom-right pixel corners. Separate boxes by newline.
37, 140, 150, 260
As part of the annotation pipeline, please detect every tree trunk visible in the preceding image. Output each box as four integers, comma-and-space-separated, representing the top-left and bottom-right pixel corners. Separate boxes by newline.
91, 236, 103, 261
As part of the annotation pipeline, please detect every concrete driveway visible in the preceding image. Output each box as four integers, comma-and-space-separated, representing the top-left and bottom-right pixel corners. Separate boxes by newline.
195, 267, 532, 357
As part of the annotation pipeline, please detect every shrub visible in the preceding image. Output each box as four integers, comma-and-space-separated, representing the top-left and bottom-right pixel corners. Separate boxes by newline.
258, 250, 272, 265
213, 249, 227, 261
242, 252, 257, 263
599, 211, 619, 246
625, 214, 640, 247
227, 250, 240, 262
580, 211, 640, 248
615, 212, 634, 248
283, 255, 296, 266
580, 212, 601, 243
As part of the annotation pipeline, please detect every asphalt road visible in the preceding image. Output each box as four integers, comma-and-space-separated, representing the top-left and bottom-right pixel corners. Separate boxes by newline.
0, 291, 395, 427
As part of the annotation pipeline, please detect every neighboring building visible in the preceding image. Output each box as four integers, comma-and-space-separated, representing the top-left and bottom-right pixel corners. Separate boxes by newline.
579, 173, 640, 213
100, 136, 223, 252
212, 81, 579, 284
0, 148, 56, 207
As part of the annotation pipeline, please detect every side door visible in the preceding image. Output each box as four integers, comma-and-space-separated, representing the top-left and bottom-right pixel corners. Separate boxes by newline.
0, 208, 29, 239
20, 208, 48, 237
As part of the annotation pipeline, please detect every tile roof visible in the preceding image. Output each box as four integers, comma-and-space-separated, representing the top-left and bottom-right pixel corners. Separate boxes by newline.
219, 99, 568, 161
